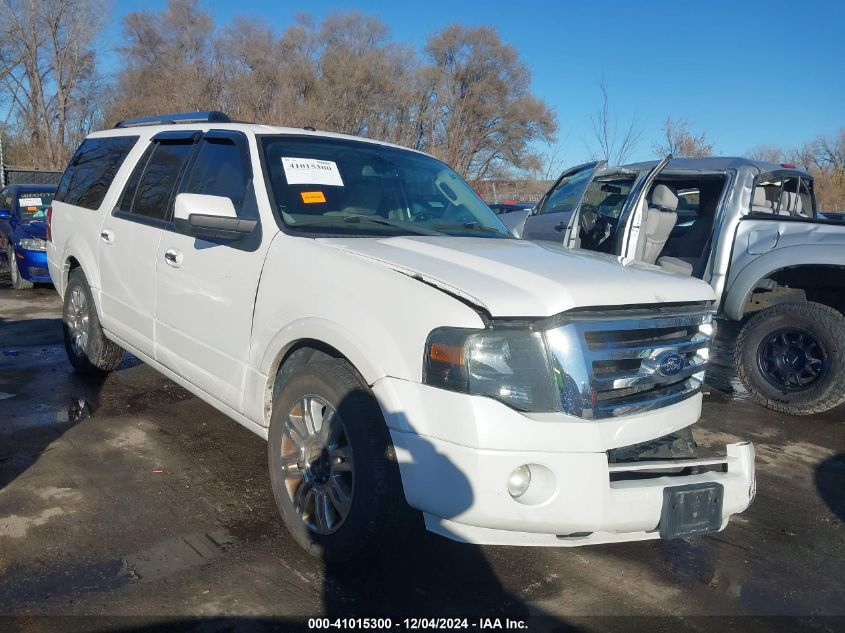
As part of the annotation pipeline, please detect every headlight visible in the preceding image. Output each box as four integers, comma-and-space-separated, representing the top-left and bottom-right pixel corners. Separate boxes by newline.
423, 327, 557, 411
19, 238, 46, 251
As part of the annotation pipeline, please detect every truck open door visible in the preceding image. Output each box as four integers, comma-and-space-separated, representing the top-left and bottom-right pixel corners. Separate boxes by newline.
523, 161, 605, 243
617, 154, 673, 261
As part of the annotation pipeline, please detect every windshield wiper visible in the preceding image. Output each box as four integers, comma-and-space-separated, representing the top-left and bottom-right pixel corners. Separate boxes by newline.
432, 221, 505, 235
293, 214, 443, 236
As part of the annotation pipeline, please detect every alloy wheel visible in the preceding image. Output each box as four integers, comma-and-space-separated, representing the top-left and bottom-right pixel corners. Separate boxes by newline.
280, 395, 354, 535
757, 328, 826, 391
66, 286, 90, 358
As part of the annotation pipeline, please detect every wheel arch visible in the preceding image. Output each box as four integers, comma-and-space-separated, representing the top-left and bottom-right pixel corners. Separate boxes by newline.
723, 246, 845, 320
61, 255, 108, 322
257, 319, 388, 427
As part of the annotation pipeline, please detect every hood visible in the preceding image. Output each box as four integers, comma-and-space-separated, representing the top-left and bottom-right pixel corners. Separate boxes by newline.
317, 236, 715, 317
15, 220, 46, 240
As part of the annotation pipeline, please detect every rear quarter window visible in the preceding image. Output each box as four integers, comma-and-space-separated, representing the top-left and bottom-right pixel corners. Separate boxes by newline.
55, 136, 139, 210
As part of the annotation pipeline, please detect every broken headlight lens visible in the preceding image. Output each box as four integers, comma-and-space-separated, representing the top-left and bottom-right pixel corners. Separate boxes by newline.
423, 327, 557, 412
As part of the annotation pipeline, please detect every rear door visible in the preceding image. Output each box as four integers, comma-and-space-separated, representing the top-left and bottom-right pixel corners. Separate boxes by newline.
98, 132, 198, 355
523, 161, 605, 242
154, 130, 268, 410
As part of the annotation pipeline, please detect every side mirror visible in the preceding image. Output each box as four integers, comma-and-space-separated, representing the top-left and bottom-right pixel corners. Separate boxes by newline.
499, 209, 531, 239
0, 209, 11, 220
173, 193, 256, 240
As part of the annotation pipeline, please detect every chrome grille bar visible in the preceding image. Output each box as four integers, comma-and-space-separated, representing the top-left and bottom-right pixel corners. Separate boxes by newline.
544, 307, 713, 419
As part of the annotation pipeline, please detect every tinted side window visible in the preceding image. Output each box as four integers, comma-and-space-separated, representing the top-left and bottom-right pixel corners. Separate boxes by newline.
55, 136, 139, 210
119, 145, 155, 213
183, 139, 250, 213
130, 142, 194, 221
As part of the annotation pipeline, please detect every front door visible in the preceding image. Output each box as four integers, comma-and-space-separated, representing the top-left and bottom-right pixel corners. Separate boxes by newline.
522, 161, 605, 242
154, 131, 269, 411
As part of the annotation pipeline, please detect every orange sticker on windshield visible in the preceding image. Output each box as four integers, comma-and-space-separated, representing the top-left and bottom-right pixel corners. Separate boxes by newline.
301, 191, 326, 204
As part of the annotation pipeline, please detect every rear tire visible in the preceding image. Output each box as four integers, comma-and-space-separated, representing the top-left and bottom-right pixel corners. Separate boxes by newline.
63, 269, 124, 373
9, 246, 34, 290
735, 302, 845, 415
268, 358, 414, 563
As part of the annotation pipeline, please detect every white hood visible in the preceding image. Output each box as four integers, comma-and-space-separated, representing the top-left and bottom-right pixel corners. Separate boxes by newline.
317, 236, 715, 317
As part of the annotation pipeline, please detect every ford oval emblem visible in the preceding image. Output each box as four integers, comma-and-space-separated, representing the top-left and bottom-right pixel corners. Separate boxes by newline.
655, 351, 685, 377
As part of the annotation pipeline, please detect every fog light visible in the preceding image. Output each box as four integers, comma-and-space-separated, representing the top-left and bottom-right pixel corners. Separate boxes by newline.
507, 464, 532, 498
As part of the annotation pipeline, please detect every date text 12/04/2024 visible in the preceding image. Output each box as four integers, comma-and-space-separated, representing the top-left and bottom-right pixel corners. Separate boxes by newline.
307, 618, 528, 630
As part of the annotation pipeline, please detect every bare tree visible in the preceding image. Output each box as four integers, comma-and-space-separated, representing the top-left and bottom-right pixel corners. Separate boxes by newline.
0, 0, 104, 168
653, 117, 713, 158
106, 0, 222, 125
422, 25, 557, 179
588, 79, 642, 165
108, 6, 557, 179
746, 145, 784, 163
800, 130, 845, 211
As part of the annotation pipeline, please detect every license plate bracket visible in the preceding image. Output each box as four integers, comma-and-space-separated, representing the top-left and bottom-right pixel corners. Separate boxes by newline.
659, 482, 724, 540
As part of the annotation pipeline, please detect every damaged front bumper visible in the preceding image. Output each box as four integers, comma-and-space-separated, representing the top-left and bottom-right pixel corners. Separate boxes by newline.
374, 378, 755, 547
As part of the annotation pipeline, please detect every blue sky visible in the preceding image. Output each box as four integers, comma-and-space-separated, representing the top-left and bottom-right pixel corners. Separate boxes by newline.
102, 0, 844, 164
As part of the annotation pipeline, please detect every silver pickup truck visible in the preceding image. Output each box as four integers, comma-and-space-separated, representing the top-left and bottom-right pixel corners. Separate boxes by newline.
507, 157, 845, 416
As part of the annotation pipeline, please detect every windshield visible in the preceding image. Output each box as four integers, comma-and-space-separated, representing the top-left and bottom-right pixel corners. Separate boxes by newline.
17, 192, 54, 222
261, 136, 510, 238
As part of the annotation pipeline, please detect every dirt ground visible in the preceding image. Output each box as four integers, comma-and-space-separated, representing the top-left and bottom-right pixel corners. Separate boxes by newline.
0, 274, 842, 633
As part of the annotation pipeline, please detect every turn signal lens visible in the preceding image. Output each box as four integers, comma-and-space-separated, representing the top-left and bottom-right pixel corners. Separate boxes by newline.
429, 342, 463, 366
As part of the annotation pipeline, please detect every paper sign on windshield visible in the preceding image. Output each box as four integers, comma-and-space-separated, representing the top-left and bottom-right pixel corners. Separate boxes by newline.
19, 197, 43, 206
282, 157, 344, 187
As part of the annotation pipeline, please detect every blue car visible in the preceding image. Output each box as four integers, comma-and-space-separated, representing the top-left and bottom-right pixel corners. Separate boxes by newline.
0, 184, 57, 289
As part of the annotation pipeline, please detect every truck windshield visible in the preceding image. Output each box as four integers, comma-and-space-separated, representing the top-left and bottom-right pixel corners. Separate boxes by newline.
17, 192, 54, 222
261, 136, 511, 238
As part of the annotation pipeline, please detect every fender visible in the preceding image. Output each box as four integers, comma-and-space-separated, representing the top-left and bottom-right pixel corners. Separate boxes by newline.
259, 316, 386, 385
244, 317, 389, 426
723, 244, 845, 320
56, 245, 102, 315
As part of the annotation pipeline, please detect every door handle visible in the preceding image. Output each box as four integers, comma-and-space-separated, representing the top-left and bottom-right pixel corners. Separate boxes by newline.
164, 248, 183, 267
554, 222, 567, 232
100, 229, 115, 244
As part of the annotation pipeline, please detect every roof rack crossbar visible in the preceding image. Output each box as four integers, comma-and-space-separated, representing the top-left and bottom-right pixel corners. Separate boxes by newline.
114, 111, 231, 129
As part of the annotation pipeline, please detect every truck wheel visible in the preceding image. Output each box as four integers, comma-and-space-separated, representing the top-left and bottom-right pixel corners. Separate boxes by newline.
63, 269, 125, 373
8, 246, 34, 290
268, 358, 412, 563
735, 302, 845, 415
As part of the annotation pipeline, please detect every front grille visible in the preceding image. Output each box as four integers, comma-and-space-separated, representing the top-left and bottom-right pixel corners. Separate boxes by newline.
545, 304, 712, 419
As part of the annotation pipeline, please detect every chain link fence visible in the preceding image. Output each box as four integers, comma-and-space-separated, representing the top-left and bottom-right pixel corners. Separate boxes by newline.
472, 179, 553, 204
1, 166, 64, 187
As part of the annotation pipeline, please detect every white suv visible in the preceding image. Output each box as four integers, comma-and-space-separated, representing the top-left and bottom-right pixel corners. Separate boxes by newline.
47, 111, 755, 562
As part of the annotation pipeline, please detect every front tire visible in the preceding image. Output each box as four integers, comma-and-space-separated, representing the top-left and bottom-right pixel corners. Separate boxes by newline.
268, 358, 412, 563
735, 302, 845, 415
63, 269, 125, 373
9, 246, 34, 290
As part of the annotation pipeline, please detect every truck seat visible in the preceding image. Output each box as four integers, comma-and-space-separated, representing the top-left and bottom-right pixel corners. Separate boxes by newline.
751, 187, 775, 214
641, 184, 678, 265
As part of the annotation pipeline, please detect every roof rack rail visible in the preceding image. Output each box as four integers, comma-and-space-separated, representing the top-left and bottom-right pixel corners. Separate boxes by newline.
114, 111, 231, 129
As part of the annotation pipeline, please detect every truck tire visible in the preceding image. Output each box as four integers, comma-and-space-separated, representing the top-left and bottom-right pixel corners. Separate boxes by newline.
8, 246, 34, 290
268, 358, 413, 563
63, 269, 125, 373
735, 302, 845, 415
